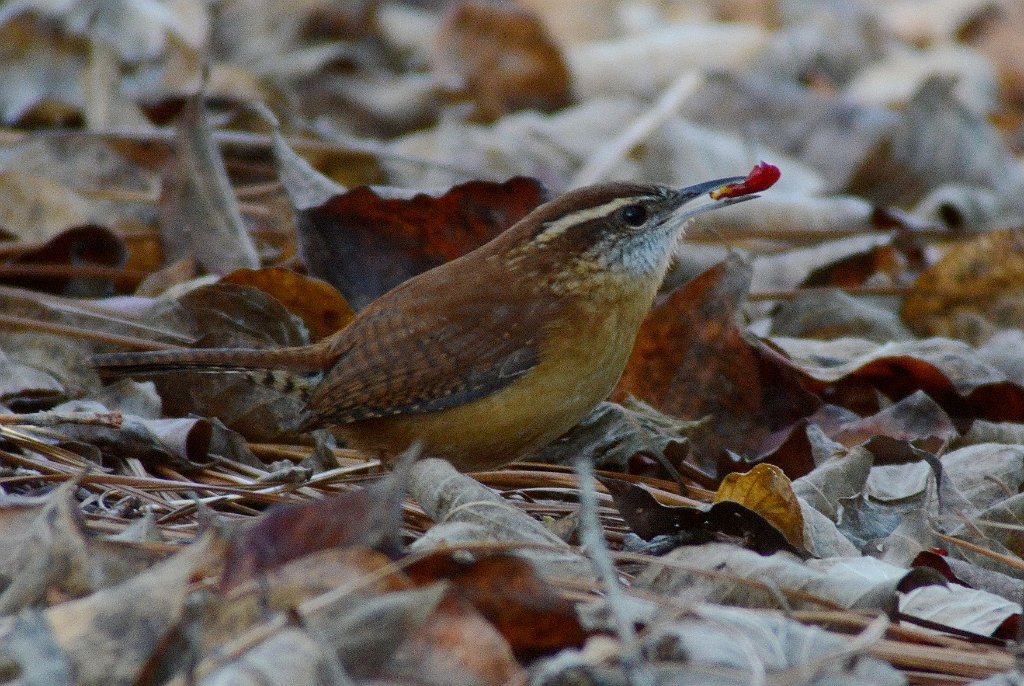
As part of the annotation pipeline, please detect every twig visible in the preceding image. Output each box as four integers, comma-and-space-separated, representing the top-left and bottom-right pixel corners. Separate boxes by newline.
574, 453, 653, 686
14, 126, 480, 178
0, 313, 183, 350
749, 284, 915, 301
0, 263, 148, 285
0, 411, 122, 428
570, 72, 702, 188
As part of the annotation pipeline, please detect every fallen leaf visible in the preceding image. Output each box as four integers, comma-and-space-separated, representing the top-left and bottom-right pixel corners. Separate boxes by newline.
1, 225, 127, 297
385, 594, 525, 685
846, 77, 1021, 212
529, 398, 705, 474
12, 533, 222, 686
637, 542, 909, 612
903, 228, 1024, 340
406, 552, 587, 662
220, 267, 354, 341
409, 458, 591, 580
770, 288, 914, 342
616, 255, 820, 472
433, 1, 571, 122
602, 477, 800, 556
159, 94, 259, 275
715, 464, 805, 548
639, 605, 904, 685
773, 336, 1024, 421
792, 445, 874, 522
829, 390, 958, 454
295, 177, 547, 310
221, 479, 402, 591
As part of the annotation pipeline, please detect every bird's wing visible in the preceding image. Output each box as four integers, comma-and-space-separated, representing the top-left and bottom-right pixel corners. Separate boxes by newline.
299, 285, 544, 428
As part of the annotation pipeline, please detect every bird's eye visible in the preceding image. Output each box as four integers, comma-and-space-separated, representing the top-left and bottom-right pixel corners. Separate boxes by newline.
619, 204, 648, 227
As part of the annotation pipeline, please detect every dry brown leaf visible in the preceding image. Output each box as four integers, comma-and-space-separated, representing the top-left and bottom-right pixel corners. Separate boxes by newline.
221, 479, 402, 591
616, 255, 820, 472
159, 95, 259, 275
406, 552, 587, 662
2, 225, 128, 297
773, 336, 1024, 421
568, 22, 770, 100
409, 458, 591, 580
529, 398, 705, 474
792, 445, 874, 522
715, 464, 806, 548
386, 595, 525, 686
828, 390, 958, 454
200, 547, 406, 659
295, 176, 547, 310
433, 1, 571, 122
638, 607, 904, 685
844, 44, 998, 113
220, 267, 354, 341
846, 77, 1020, 212
770, 288, 914, 342
0, 347, 65, 406
306, 584, 449, 680
20, 533, 221, 685
0, 173, 97, 242
0, 483, 172, 615
682, 72, 899, 193
903, 228, 1024, 340
637, 542, 906, 612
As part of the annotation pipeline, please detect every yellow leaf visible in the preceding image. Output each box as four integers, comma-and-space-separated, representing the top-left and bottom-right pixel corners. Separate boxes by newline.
715, 463, 805, 548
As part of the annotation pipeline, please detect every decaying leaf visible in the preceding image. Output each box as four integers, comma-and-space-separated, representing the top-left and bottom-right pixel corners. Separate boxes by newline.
221, 478, 402, 591
529, 398, 705, 473
220, 267, 354, 341
2, 532, 223, 686
770, 288, 915, 343
904, 228, 1024, 340
773, 336, 1024, 421
406, 552, 587, 662
617, 255, 820, 471
638, 606, 905, 686
159, 95, 260, 275
432, 1, 571, 122
715, 464, 805, 548
294, 177, 547, 310
602, 477, 800, 556
409, 458, 591, 580
5, 3, 1024, 682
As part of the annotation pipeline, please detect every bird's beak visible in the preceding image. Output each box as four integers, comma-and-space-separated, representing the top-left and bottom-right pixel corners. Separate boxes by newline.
668, 175, 758, 225
677, 176, 748, 202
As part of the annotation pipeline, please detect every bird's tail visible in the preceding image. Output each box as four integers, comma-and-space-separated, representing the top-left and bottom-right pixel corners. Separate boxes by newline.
91, 344, 333, 400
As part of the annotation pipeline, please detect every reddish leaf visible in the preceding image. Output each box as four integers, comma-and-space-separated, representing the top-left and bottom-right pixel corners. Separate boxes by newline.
296, 177, 548, 309
2, 225, 127, 295
722, 417, 816, 480
912, 551, 964, 585
405, 552, 586, 662
777, 338, 1024, 422
220, 481, 400, 591
616, 255, 820, 474
220, 267, 354, 341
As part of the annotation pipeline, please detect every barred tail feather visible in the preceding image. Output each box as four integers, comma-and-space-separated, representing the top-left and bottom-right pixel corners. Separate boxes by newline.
91, 347, 327, 400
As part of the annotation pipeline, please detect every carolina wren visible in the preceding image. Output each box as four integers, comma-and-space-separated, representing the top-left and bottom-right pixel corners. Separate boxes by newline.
93, 168, 777, 471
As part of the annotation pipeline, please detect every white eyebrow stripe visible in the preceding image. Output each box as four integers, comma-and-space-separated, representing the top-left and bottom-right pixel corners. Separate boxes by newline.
531, 196, 659, 245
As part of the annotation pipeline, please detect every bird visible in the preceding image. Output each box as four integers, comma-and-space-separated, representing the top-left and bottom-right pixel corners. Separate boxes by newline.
93, 165, 778, 471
